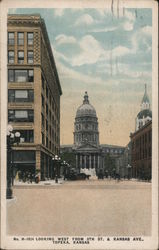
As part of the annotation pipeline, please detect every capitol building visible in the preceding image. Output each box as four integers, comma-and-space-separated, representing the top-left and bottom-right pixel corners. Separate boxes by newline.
60, 92, 125, 176
73, 91, 104, 175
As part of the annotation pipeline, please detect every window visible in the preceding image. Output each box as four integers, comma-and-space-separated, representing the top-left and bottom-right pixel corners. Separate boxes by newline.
27, 33, 34, 45
46, 104, 48, 115
46, 136, 48, 148
8, 32, 14, 45
14, 130, 34, 143
46, 86, 48, 98
8, 69, 34, 82
27, 51, 34, 64
18, 32, 24, 45
42, 133, 45, 145
41, 113, 44, 128
18, 51, 24, 64
46, 120, 48, 131
41, 74, 45, 89
41, 95, 44, 107
8, 51, 14, 63
8, 89, 34, 102
8, 109, 34, 122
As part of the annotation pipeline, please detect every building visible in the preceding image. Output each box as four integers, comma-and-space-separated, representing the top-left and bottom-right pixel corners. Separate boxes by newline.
73, 92, 104, 175
115, 142, 132, 178
130, 121, 152, 180
130, 85, 152, 180
135, 84, 152, 131
7, 14, 62, 180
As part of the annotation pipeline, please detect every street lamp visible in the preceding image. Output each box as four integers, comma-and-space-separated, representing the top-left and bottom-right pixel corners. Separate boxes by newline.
7, 125, 21, 199
52, 155, 61, 183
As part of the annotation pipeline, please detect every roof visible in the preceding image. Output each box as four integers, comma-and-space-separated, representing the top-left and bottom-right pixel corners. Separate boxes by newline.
76, 92, 97, 118
137, 109, 152, 119
141, 84, 150, 104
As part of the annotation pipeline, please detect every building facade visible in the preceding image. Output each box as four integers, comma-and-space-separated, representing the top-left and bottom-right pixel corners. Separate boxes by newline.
7, 14, 62, 180
130, 121, 152, 180
130, 85, 152, 180
73, 92, 103, 175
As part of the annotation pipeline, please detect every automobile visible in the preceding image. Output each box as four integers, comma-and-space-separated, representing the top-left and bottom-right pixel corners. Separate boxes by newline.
76, 173, 91, 180
66, 169, 90, 181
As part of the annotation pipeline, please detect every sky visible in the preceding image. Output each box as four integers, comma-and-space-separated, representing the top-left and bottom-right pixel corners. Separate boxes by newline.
9, 8, 152, 146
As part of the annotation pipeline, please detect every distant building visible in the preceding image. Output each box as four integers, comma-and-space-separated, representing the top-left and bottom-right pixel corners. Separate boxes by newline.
7, 14, 62, 180
130, 120, 152, 180
101, 144, 125, 157
115, 142, 132, 178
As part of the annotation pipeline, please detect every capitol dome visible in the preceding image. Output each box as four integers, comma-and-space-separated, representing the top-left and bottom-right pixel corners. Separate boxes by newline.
74, 91, 99, 148
76, 92, 97, 118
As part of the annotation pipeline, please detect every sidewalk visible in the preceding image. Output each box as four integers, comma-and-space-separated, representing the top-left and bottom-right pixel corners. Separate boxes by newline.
14, 178, 65, 186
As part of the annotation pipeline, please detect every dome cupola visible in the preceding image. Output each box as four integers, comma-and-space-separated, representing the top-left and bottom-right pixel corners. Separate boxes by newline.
76, 92, 97, 118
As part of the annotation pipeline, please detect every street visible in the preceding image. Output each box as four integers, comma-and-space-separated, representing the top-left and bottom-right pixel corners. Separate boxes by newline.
7, 179, 151, 236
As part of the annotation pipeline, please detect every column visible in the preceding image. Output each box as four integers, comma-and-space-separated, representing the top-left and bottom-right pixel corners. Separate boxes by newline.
84, 155, 86, 168
80, 155, 82, 168
94, 155, 96, 168
89, 155, 91, 169
98, 155, 100, 168
76, 154, 78, 169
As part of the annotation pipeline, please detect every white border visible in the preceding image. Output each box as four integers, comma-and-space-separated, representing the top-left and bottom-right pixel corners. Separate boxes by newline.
0, 0, 158, 249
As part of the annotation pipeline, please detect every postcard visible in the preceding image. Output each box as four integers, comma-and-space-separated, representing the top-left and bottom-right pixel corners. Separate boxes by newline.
0, 0, 158, 249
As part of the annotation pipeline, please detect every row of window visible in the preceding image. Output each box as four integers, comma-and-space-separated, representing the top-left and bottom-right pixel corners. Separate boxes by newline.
8, 109, 34, 122
76, 124, 98, 131
132, 130, 152, 149
13, 130, 34, 143
133, 147, 151, 160
8, 32, 34, 46
41, 132, 59, 150
8, 50, 34, 64
8, 69, 34, 82
8, 89, 34, 103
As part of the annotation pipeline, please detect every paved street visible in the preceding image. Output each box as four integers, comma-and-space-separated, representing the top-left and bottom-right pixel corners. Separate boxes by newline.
7, 179, 151, 236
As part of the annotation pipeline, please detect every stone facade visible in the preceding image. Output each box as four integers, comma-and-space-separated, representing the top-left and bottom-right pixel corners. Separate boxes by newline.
7, 14, 62, 180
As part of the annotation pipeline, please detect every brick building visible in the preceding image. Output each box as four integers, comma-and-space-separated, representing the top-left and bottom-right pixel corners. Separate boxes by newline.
130, 120, 152, 180
7, 14, 62, 180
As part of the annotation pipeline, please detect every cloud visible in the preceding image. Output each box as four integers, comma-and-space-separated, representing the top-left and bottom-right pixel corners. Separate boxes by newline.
55, 34, 77, 46
71, 35, 105, 66
112, 46, 131, 57
131, 26, 152, 52
123, 21, 134, 31
54, 34, 131, 67
54, 9, 64, 17
56, 60, 107, 86
90, 27, 117, 33
122, 9, 136, 31
74, 14, 94, 26
124, 9, 135, 22
141, 26, 152, 36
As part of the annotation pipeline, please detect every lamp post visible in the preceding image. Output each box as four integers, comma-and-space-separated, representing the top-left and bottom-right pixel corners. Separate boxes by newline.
127, 146, 132, 180
52, 155, 61, 183
7, 125, 21, 199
